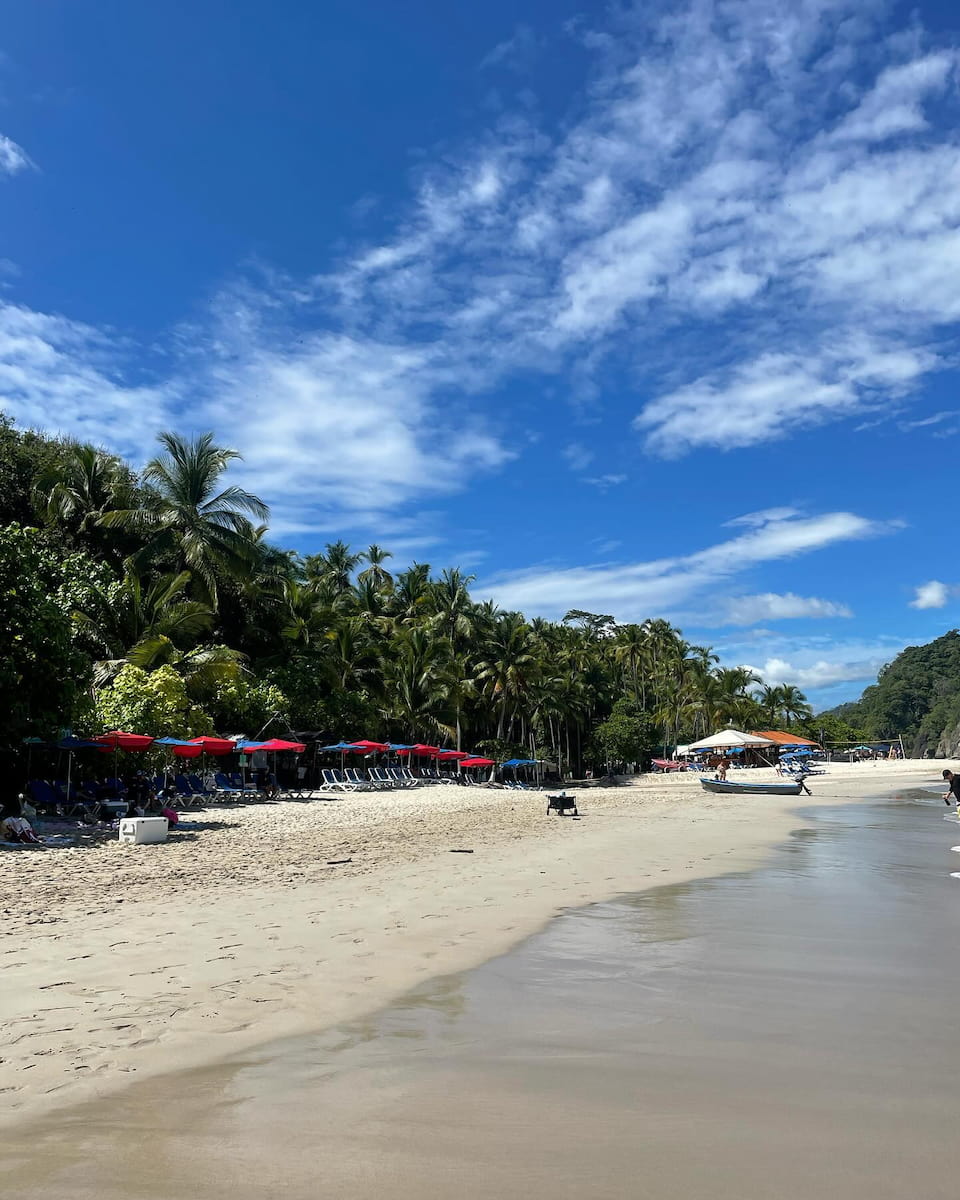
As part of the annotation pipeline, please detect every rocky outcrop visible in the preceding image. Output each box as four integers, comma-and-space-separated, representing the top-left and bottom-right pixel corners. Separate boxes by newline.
936, 720, 960, 759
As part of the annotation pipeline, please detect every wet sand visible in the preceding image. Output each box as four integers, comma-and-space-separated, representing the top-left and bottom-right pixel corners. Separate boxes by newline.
4, 771, 960, 1198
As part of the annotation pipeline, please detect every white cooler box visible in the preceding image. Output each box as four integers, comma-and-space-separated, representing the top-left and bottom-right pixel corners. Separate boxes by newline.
118, 817, 168, 845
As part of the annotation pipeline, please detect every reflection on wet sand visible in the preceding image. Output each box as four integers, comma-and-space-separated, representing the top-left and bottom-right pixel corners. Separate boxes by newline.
4, 796, 960, 1200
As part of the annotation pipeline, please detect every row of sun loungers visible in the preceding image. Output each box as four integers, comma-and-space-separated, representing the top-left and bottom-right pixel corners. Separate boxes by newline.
319, 767, 484, 792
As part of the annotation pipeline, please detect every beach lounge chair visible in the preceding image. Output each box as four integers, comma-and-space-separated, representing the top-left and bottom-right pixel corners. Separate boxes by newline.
186, 773, 219, 802
214, 772, 247, 798
344, 768, 376, 790
171, 774, 200, 808
320, 769, 357, 792
400, 767, 420, 787
28, 779, 64, 819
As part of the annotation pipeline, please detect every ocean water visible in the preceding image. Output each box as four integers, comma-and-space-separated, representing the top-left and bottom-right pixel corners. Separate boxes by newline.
7, 789, 960, 1199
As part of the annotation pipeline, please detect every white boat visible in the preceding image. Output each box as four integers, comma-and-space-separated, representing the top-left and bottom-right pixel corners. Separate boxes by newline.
700, 777, 804, 796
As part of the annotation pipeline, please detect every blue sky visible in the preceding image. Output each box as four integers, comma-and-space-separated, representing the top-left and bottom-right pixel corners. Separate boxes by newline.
1, 0, 958, 710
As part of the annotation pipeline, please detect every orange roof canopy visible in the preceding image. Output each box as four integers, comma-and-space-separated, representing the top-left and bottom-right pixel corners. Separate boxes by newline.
751, 730, 820, 747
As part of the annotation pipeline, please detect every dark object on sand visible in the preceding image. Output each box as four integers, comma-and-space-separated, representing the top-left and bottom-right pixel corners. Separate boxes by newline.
547, 792, 579, 815
326, 857, 353, 865
449, 848, 474, 853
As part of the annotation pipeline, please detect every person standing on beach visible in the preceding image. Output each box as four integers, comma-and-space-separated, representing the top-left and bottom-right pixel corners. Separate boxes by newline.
942, 770, 960, 806
717, 755, 731, 781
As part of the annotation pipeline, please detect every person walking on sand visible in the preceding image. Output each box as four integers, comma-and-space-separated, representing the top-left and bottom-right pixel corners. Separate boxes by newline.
942, 770, 960, 806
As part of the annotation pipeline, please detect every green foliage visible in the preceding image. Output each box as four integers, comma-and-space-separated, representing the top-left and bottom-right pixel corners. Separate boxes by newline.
792, 712, 867, 746
0, 415, 817, 774
588, 698, 656, 768
834, 630, 960, 753
0, 523, 98, 743
205, 676, 290, 734
0, 417, 67, 530
95, 665, 213, 737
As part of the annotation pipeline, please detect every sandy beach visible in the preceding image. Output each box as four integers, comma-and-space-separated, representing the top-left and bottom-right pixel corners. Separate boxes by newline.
0, 759, 950, 1131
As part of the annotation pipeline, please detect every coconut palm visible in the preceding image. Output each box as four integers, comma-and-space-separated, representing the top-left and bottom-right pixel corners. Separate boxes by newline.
100, 432, 268, 607
357, 544, 394, 591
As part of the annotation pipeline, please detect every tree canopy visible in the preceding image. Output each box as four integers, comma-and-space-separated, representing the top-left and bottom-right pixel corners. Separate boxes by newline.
0, 417, 825, 771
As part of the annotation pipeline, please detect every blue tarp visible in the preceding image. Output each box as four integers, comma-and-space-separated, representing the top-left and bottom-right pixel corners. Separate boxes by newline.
502, 758, 537, 768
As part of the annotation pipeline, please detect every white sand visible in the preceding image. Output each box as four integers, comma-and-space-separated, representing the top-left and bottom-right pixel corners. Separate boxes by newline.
0, 760, 950, 1129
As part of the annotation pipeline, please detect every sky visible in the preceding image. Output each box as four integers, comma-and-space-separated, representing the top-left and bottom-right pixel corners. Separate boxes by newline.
0, 0, 958, 711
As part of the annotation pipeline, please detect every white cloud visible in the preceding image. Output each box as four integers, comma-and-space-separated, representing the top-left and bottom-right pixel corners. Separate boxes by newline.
830, 51, 957, 145
482, 509, 894, 621
637, 339, 935, 456
899, 411, 959, 432
722, 592, 852, 625
0, 303, 171, 461
0, 134, 32, 176
5, 0, 960, 531
910, 580, 952, 609
583, 473, 626, 489
0, 297, 512, 534
744, 655, 889, 690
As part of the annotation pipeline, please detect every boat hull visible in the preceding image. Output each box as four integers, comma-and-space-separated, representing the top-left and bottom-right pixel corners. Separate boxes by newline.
700, 778, 803, 796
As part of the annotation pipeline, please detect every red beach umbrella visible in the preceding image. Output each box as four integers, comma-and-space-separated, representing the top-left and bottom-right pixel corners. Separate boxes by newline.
189, 736, 237, 755
436, 750, 470, 760
460, 757, 494, 767
94, 730, 154, 751
240, 738, 305, 753
171, 744, 204, 759
347, 740, 389, 753
93, 730, 155, 789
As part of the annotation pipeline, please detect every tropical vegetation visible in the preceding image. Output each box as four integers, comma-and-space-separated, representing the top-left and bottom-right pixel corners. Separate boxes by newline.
830, 630, 960, 757
0, 415, 827, 773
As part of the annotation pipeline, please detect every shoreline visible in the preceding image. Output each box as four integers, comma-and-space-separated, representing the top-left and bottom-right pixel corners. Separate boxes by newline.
1, 760, 950, 1130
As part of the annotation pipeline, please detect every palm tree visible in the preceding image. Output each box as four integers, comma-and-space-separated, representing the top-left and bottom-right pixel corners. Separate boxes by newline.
357, 544, 394, 591
380, 627, 453, 740
430, 568, 477, 651
780, 685, 813, 726
35, 442, 134, 553
74, 569, 215, 683
391, 563, 432, 625
476, 613, 538, 740
100, 432, 268, 607
305, 540, 364, 598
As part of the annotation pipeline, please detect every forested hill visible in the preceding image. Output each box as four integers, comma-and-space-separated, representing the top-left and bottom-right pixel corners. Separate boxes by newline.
829, 630, 960, 757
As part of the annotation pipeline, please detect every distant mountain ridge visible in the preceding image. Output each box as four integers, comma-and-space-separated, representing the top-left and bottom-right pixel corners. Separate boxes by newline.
827, 630, 960, 757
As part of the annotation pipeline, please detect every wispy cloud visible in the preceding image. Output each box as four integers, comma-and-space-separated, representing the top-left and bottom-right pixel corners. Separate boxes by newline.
4, 0, 960, 531
562, 442, 594, 471
481, 509, 894, 621
721, 592, 852, 625
0, 133, 32, 175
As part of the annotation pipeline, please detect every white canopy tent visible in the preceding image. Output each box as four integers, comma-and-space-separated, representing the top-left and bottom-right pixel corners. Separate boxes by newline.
685, 729, 776, 751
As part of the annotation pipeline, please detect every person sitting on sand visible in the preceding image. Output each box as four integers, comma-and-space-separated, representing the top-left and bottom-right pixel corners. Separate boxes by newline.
1, 798, 43, 844
942, 770, 960, 807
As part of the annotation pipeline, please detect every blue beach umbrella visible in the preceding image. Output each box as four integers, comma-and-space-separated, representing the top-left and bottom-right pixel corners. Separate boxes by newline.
56, 735, 100, 804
